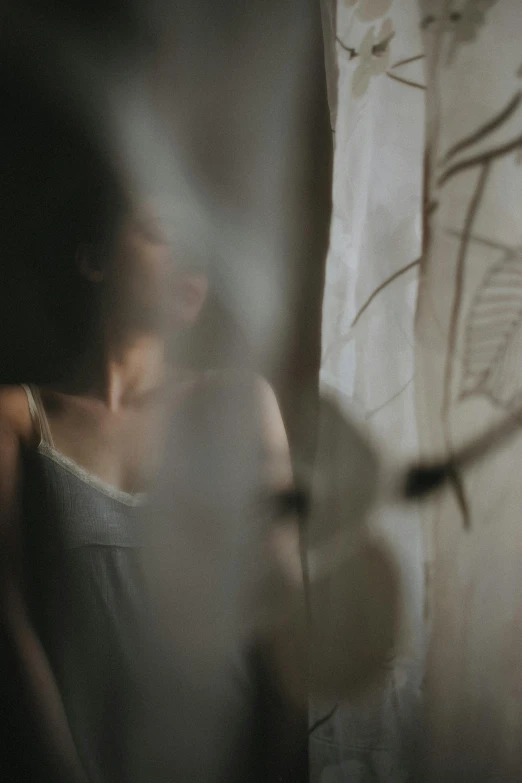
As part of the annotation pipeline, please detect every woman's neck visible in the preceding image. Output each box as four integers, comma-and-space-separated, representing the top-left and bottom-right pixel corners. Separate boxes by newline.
57, 316, 167, 410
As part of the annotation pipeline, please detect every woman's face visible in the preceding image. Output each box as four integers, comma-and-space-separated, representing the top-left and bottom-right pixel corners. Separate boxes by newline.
106, 200, 209, 334
78, 198, 208, 335
109, 201, 175, 329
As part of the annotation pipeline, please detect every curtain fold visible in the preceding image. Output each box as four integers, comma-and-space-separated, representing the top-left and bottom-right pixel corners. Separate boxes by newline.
315, 2, 425, 781
417, 2, 522, 779
320, 1, 522, 780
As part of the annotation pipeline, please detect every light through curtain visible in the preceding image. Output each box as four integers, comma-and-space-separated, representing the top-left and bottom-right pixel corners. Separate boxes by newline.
417, 1, 522, 779
318, 1, 522, 781
314, 1, 425, 781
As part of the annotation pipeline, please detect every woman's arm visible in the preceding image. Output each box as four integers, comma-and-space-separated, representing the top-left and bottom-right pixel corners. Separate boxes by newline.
254, 380, 310, 781
0, 422, 89, 783
256, 379, 302, 584
256, 381, 399, 706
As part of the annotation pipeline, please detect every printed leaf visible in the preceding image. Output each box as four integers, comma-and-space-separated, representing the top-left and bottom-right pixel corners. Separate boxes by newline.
461, 251, 522, 407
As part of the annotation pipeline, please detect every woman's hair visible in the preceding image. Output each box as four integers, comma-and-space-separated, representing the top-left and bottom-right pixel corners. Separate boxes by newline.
0, 56, 128, 381
0, 49, 254, 380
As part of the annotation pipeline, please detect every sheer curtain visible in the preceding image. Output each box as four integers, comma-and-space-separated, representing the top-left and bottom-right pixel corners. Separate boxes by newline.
418, 1, 522, 779
318, 1, 522, 781
315, 2, 425, 781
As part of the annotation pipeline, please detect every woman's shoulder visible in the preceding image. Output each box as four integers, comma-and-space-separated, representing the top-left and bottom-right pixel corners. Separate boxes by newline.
192, 370, 288, 451
187, 370, 281, 412
0, 385, 34, 444
173, 369, 282, 428
194, 369, 273, 396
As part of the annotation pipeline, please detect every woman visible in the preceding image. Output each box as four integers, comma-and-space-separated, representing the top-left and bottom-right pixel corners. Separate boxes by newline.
0, 67, 300, 783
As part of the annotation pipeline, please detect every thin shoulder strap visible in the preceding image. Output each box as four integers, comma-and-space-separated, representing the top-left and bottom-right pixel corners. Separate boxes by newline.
21, 384, 55, 448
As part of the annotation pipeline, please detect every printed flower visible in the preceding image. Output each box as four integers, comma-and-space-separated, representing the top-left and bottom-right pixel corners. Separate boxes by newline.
343, 0, 393, 19
356, 0, 393, 22
352, 18, 394, 99
453, 0, 498, 43
445, 0, 499, 61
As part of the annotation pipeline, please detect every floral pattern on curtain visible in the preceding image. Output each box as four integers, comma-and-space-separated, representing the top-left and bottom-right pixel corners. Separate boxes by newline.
314, 1, 425, 781
319, 0, 522, 780
417, 1, 522, 779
